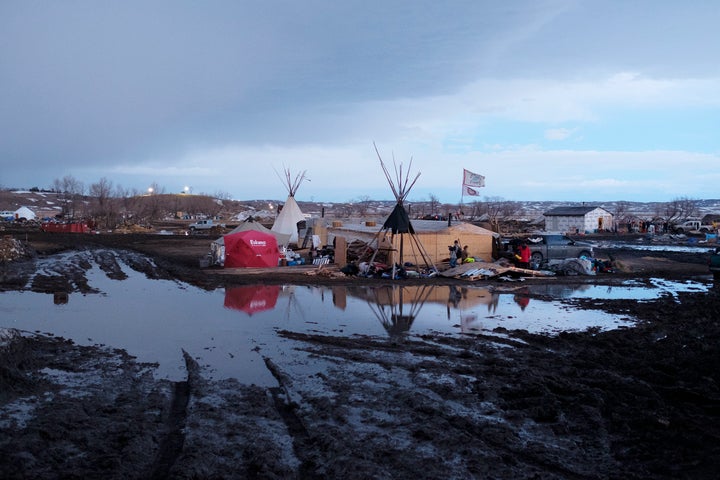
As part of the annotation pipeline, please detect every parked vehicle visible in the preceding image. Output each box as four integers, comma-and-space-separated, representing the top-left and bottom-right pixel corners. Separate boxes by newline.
672, 220, 715, 234
525, 234, 594, 264
188, 219, 223, 231
709, 247, 720, 281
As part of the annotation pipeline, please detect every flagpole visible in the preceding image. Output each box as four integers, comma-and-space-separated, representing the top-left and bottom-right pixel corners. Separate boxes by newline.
460, 170, 464, 217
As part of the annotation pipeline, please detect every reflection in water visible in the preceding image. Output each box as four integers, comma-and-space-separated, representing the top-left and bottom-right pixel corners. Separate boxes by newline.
224, 285, 280, 315
513, 289, 530, 311
361, 285, 435, 336
526, 278, 708, 300
2, 250, 640, 385
53, 291, 69, 305
336, 285, 505, 336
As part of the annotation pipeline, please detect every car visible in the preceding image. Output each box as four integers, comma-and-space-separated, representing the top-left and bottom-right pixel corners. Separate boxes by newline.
525, 234, 594, 265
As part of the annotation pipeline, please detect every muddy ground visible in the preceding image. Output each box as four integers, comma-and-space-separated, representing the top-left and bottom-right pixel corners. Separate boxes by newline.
1, 230, 719, 479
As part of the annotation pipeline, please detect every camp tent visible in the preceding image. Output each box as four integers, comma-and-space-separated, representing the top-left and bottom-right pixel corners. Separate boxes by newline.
14, 206, 36, 221
271, 169, 307, 246
223, 230, 280, 268
345, 143, 437, 278
211, 219, 290, 266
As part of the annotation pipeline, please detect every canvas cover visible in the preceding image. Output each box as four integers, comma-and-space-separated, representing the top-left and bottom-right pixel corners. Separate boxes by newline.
14, 206, 36, 220
223, 230, 279, 268
383, 203, 414, 234
271, 196, 305, 245
213, 219, 291, 247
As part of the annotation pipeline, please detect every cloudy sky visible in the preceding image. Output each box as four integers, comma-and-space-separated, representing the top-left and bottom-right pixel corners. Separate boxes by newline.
1, 1, 718, 203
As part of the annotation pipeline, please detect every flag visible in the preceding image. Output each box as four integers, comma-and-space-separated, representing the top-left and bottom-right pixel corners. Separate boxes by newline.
463, 169, 485, 187
463, 185, 480, 196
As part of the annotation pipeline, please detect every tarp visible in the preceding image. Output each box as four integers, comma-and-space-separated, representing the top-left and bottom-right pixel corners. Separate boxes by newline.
223, 230, 280, 268
383, 203, 414, 234
213, 219, 291, 247
224, 285, 280, 314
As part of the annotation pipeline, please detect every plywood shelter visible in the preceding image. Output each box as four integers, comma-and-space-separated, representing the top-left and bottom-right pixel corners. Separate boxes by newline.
328, 219, 498, 266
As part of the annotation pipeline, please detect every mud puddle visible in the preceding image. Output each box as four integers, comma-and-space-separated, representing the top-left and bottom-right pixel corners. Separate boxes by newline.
2, 250, 641, 385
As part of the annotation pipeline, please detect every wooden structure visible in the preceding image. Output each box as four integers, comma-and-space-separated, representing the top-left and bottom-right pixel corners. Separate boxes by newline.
329, 220, 498, 266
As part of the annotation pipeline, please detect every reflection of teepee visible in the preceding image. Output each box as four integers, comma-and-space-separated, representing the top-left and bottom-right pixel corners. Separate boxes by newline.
369, 143, 437, 278
365, 285, 434, 336
271, 168, 307, 246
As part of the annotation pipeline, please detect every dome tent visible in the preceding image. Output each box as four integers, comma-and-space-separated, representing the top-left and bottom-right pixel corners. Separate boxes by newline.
223, 230, 280, 268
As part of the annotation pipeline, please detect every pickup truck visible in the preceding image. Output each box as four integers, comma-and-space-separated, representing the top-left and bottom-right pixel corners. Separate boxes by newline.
710, 247, 720, 281
673, 220, 716, 234
188, 219, 223, 232
525, 234, 594, 265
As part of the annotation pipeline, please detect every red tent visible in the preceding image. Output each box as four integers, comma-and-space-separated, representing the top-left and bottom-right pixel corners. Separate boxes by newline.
224, 285, 280, 315
223, 230, 280, 268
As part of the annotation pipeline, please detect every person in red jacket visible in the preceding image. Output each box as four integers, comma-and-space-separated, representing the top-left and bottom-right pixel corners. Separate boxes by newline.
516, 241, 531, 269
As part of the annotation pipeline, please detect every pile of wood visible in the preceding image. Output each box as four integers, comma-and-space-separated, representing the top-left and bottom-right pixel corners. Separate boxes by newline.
440, 261, 555, 281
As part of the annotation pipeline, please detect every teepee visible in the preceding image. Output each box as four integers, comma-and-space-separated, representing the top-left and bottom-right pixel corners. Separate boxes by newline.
370, 144, 438, 278
271, 169, 307, 246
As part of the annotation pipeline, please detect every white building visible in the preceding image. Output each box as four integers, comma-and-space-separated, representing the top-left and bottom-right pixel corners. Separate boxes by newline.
543, 206, 614, 234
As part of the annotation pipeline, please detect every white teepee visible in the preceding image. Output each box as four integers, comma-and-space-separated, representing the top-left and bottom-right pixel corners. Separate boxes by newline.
271, 169, 307, 246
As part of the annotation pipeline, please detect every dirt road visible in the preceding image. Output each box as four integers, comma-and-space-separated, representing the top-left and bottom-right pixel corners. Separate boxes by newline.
1, 231, 719, 479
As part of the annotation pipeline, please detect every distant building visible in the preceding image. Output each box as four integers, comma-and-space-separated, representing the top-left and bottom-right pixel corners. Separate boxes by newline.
13, 206, 37, 221
543, 206, 613, 234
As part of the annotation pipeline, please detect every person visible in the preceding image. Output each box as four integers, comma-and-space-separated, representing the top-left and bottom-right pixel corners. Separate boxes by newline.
460, 245, 469, 263
515, 241, 531, 269
449, 240, 461, 267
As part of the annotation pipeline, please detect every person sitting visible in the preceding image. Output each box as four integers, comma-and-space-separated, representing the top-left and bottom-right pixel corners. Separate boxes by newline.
461, 245, 471, 263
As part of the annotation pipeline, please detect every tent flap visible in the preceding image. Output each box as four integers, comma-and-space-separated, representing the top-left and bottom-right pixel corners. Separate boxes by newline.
383, 204, 414, 234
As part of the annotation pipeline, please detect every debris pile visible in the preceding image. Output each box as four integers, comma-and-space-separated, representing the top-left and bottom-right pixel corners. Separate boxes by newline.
0, 236, 34, 263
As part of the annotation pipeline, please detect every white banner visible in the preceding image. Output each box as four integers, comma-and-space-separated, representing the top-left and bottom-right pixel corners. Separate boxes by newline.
463, 169, 485, 187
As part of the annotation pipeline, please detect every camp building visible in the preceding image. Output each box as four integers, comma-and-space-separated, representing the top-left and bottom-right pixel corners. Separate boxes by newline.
543, 206, 614, 234
327, 220, 499, 266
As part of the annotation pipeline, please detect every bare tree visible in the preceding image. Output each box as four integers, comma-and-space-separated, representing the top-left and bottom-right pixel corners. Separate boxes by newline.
467, 197, 521, 233
428, 194, 440, 216
89, 177, 114, 228
52, 175, 85, 219
663, 197, 699, 225
355, 195, 372, 216
212, 191, 234, 201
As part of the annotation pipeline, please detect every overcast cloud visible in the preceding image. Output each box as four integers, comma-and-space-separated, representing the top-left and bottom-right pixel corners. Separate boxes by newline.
1, 1, 718, 203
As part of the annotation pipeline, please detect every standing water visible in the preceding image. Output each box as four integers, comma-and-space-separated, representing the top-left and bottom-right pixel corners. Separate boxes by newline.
1, 250, 644, 385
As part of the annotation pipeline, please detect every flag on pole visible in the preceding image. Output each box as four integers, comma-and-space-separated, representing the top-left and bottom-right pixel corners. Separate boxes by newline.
463, 185, 481, 196
463, 169, 485, 187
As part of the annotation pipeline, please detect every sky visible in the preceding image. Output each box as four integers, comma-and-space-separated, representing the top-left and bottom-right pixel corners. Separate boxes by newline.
1, 1, 719, 204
